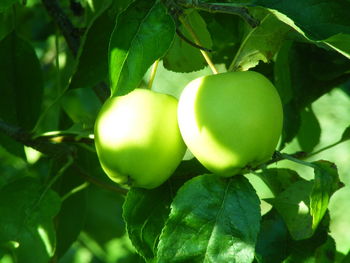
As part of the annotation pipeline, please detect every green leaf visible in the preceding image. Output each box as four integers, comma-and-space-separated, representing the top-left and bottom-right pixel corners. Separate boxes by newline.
341, 252, 350, 263
83, 185, 126, 245
255, 0, 350, 58
314, 236, 336, 263
123, 184, 173, 260
341, 125, 350, 142
329, 186, 350, 255
163, 10, 213, 73
270, 180, 314, 240
255, 210, 291, 263
0, 32, 43, 157
69, 7, 116, 90
0, 10, 13, 40
256, 168, 301, 197
202, 13, 241, 68
54, 166, 87, 259
0, 177, 61, 263
0, 32, 43, 130
325, 33, 350, 59
122, 161, 194, 261
157, 175, 261, 263
310, 160, 340, 230
109, 0, 175, 96
282, 224, 329, 263
61, 88, 101, 130
0, 0, 19, 12
297, 106, 321, 153
229, 10, 291, 71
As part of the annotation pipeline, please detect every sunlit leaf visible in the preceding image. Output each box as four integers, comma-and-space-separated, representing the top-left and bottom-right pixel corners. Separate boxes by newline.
163, 10, 213, 73
229, 10, 290, 71
109, 0, 175, 96
158, 175, 260, 263
310, 160, 340, 230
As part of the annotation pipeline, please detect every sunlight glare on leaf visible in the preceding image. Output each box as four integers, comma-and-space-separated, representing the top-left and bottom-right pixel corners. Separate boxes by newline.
298, 201, 309, 216
37, 225, 54, 256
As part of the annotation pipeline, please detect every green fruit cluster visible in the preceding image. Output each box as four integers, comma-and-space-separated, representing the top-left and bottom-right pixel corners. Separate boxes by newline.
94, 71, 283, 189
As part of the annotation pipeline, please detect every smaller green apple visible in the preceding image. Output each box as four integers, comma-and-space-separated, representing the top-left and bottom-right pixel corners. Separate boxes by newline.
177, 71, 283, 176
94, 89, 186, 189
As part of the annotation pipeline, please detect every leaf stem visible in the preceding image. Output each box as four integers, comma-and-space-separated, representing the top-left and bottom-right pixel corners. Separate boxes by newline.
61, 182, 90, 201
179, 15, 218, 74
276, 152, 316, 168
147, 59, 160, 90
39, 156, 74, 202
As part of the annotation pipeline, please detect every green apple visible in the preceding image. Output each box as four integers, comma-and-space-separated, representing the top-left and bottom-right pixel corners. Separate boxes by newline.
177, 71, 283, 176
94, 89, 186, 189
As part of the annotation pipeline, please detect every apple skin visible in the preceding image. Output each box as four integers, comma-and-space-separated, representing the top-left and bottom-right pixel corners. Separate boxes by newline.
177, 71, 283, 176
94, 89, 186, 189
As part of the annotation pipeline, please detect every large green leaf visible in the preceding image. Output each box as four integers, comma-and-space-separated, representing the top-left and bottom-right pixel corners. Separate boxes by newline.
297, 106, 321, 153
255, 210, 291, 263
68, 6, 116, 91
109, 0, 175, 96
123, 158, 205, 261
282, 224, 330, 263
202, 12, 241, 68
0, 177, 61, 263
255, 168, 301, 196
0, 0, 19, 12
123, 185, 174, 261
269, 180, 314, 240
163, 10, 213, 73
0, 32, 43, 126
157, 175, 261, 263
0, 32, 43, 157
229, 9, 291, 71
255, 0, 350, 58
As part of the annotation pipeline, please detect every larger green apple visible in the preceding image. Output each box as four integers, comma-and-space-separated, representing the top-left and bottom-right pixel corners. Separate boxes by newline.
94, 89, 186, 189
177, 71, 283, 176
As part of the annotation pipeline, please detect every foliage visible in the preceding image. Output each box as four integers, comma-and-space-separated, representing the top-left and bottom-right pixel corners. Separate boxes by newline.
0, 0, 350, 262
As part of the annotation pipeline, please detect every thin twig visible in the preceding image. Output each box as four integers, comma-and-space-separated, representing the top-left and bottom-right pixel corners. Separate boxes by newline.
176, 28, 213, 52
74, 165, 128, 195
178, 1, 259, 28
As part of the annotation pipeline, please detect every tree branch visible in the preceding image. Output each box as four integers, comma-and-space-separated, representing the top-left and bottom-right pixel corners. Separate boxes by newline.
41, 0, 110, 102
42, 0, 81, 56
177, 1, 260, 28
0, 119, 74, 158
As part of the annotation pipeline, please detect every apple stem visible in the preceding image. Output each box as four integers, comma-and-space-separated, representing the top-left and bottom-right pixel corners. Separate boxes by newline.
147, 59, 160, 90
179, 15, 219, 75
